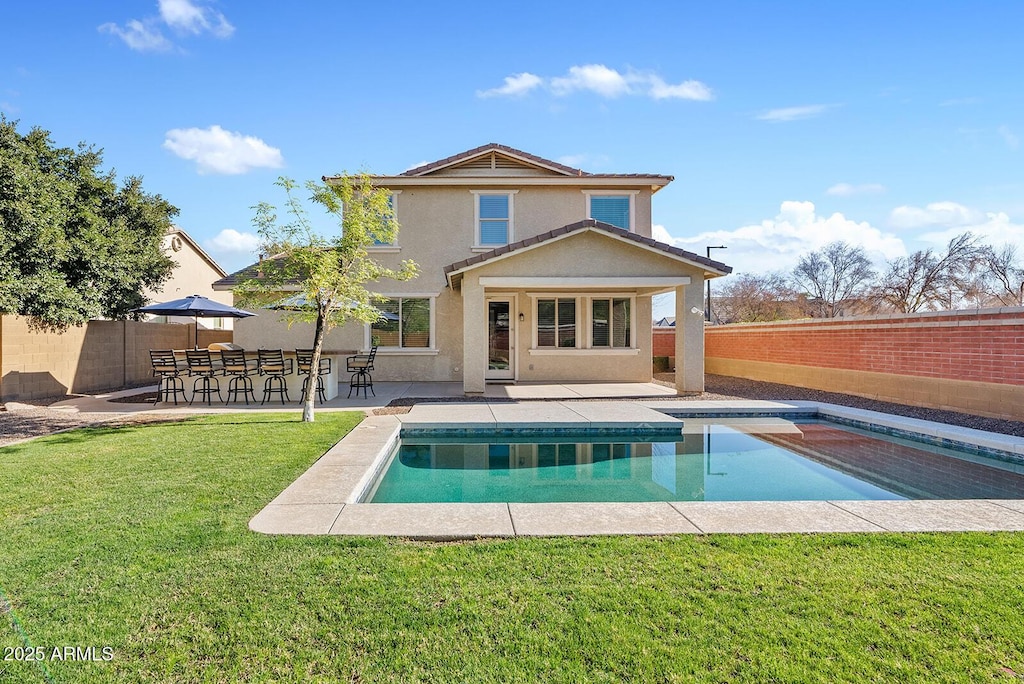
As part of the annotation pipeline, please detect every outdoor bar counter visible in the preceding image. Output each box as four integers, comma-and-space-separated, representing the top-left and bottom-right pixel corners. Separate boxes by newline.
168, 349, 352, 405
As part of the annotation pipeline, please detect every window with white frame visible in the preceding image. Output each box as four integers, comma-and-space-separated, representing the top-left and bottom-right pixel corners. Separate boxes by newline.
370, 296, 432, 348
473, 191, 516, 247
371, 191, 400, 247
591, 298, 631, 347
536, 298, 577, 348
584, 191, 637, 231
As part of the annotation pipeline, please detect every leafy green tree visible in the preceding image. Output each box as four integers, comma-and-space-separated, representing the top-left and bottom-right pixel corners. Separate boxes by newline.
0, 116, 176, 330
234, 175, 418, 422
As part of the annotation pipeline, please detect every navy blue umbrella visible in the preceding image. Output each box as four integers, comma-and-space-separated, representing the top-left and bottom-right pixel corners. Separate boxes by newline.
134, 294, 257, 349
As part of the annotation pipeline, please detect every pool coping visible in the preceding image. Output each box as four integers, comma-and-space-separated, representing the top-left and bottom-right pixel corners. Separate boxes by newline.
249, 400, 1024, 538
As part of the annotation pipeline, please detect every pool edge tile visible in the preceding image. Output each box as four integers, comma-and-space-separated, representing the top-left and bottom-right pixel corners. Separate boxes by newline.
330, 503, 515, 539
669, 501, 888, 534
509, 502, 700, 537
249, 503, 344, 535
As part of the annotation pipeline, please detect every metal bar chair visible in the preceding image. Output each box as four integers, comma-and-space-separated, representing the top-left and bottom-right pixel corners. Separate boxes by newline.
220, 349, 256, 405
296, 349, 331, 404
257, 349, 293, 405
185, 349, 223, 405
150, 349, 186, 405
346, 345, 377, 398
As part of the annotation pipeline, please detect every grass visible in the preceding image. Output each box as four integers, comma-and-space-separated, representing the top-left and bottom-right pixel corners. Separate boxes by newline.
1, 413, 1024, 683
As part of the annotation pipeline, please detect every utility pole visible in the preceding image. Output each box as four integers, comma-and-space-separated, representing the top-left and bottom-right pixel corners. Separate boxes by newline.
705, 245, 727, 322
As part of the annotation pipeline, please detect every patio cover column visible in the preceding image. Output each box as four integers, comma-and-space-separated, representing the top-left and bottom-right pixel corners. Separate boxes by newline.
675, 277, 705, 393
462, 275, 486, 394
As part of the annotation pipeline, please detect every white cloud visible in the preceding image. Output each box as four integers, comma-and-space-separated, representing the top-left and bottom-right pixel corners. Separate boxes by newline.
999, 125, 1020, 150
159, 0, 234, 37
551, 64, 631, 98
653, 201, 906, 276
98, 19, 172, 52
919, 211, 1024, 248
889, 201, 985, 229
476, 72, 543, 98
206, 229, 260, 255
826, 182, 886, 197
163, 125, 284, 175
478, 64, 713, 102
100, 0, 233, 51
648, 76, 714, 101
756, 104, 835, 122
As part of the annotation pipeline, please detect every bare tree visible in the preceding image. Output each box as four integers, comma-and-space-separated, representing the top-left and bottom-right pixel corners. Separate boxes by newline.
715, 272, 805, 323
792, 241, 876, 317
980, 243, 1024, 306
874, 232, 984, 312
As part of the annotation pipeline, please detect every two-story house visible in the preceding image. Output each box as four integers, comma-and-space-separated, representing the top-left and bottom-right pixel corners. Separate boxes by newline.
216, 144, 731, 394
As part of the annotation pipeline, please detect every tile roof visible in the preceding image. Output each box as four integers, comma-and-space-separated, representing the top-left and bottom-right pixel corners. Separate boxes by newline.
443, 219, 732, 284
211, 254, 289, 290
394, 143, 674, 181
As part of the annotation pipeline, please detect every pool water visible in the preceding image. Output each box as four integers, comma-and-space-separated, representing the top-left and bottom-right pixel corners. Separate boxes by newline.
367, 419, 1024, 504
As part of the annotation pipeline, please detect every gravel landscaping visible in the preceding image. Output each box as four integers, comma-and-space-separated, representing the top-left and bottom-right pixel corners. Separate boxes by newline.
3, 373, 1023, 447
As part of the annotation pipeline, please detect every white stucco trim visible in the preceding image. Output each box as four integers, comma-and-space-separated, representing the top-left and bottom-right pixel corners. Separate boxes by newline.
527, 348, 641, 356
362, 176, 671, 189
481, 277, 690, 288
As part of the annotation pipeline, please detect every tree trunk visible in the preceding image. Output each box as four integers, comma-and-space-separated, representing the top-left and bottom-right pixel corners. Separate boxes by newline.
303, 307, 328, 422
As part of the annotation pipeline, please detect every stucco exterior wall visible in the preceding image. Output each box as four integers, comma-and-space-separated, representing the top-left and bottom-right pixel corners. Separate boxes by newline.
231, 182, 665, 384
144, 231, 233, 329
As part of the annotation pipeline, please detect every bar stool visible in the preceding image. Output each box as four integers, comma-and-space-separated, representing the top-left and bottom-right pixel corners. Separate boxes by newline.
150, 350, 186, 405
346, 345, 377, 398
257, 349, 293, 404
296, 349, 331, 404
220, 349, 256, 405
185, 349, 223, 405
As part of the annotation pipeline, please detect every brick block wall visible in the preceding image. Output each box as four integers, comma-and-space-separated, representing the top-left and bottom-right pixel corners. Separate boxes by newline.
701, 307, 1024, 420
652, 328, 675, 357
1, 316, 231, 401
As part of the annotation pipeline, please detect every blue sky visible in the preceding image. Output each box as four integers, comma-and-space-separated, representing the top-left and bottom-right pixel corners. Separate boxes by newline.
3, 1, 1023, 315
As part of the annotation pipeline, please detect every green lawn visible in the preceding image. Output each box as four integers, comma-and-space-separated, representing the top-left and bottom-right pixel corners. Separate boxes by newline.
2, 413, 1023, 683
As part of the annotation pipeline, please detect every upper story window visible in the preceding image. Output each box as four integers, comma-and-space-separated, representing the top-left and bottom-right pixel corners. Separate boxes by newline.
584, 190, 639, 231
371, 191, 401, 248
472, 190, 517, 248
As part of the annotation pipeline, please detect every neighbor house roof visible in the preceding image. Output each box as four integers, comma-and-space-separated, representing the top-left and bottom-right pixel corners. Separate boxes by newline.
212, 253, 288, 290
169, 225, 228, 278
443, 219, 732, 288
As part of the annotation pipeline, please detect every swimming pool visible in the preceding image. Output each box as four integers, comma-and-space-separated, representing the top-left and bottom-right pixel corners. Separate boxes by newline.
366, 418, 1024, 504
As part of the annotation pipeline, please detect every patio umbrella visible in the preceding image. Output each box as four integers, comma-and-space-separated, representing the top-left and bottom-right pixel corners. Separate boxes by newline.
266, 293, 400, 320
133, 294, 257, 349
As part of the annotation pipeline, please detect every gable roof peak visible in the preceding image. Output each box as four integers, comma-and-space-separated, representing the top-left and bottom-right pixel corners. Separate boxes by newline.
400, 143, 586, 177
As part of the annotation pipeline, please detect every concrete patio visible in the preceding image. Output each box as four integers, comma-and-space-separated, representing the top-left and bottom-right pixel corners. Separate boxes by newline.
49, 380, 679, 414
